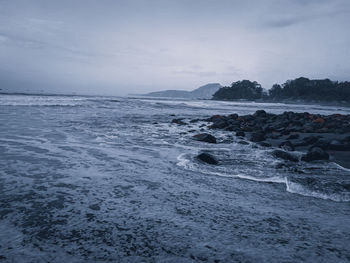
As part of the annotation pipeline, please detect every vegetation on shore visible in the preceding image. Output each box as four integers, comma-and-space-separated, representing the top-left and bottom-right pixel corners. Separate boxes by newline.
212, 77, 350, 103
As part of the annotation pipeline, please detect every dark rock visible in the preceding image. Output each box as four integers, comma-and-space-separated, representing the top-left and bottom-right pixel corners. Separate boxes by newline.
171, 118, 186, 125
275, 163, 304, 173
225, 125, 238, 132
254, 110, 267, 117
190, 119, 200, 123
344, 136, 350, 142
301, 147, 329, 162
228, 113, 239, 119
294, 136, 319, 147
208, 115, 226, 122
287, 133, 300, 140
310, 139, 330, 150
303, 136, 319, 144
250, 131, 266, 142
279, 141, 295, 151
272, 150, 299, 162
236, 131, 245, 137
267, 132, 282, 139
258, 142, 272, 147
209, 119, 228, 129
328, 140, 350, 151
193, 133, 217, 144
196, 153, 218, 165
238, 140, 249, 145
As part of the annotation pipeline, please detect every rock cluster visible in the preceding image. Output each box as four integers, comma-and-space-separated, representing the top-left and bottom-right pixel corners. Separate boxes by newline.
207, 110, 350, 135
183, 110, 350, 166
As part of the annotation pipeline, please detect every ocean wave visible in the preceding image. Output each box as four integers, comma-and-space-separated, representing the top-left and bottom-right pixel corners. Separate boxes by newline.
176, 153, 286, 184
286, 179, 350, 202
0, 103, 85, 107
177, 153, 350, 202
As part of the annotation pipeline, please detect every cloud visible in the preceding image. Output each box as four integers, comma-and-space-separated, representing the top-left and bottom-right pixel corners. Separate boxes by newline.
0, 0, 349, 95
265, 17, 304, 28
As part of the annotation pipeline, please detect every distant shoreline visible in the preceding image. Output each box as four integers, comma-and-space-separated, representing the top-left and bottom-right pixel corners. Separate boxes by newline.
2, 92, 350, 108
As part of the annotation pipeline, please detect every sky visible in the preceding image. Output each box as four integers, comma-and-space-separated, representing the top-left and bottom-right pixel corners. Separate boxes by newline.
0, 0, 349, 95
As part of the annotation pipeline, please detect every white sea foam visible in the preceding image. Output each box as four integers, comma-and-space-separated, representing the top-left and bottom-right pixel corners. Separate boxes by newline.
332, 162, 350, 173
286, 179, 350, 202
177, 153, 350, 202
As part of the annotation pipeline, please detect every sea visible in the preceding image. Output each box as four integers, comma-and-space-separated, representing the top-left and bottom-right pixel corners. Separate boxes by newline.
0, 94, 350, 262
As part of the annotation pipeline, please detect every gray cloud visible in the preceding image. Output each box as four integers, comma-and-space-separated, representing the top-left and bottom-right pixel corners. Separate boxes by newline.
0, 0, 349, 95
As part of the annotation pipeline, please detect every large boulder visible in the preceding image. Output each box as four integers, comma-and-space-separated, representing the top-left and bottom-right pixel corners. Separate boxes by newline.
209, 119, 228, 129
301, 147, 329, 162
193, 133, 217, 144
272, 149, 299, 162
196, 153, 218, 165
254, 110, 267, 118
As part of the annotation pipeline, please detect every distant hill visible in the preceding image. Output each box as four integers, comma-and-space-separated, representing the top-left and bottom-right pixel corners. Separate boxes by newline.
143, 83, 222, 99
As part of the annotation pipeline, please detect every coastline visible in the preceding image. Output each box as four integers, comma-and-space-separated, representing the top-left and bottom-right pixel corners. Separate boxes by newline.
177, 110, 350, 169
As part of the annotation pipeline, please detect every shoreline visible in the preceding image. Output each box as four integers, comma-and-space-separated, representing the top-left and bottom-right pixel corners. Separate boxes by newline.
176, 110, 350, 169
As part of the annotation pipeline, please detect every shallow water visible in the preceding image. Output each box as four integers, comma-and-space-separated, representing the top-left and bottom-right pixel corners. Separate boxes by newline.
0, 94, 350, 262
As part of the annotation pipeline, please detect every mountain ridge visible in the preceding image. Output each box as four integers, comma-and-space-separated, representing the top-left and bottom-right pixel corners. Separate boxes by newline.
142, 83, 222, 99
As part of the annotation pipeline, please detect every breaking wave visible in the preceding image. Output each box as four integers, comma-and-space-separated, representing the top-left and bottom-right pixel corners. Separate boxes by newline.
177, 153, 350, 202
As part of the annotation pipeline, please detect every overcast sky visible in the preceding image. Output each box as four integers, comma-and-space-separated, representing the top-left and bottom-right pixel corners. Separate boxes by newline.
0, 0, 349, 95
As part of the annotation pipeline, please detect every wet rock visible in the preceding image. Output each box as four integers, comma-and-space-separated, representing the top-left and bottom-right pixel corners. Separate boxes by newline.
301, 147, 329, 162
267, 132, 282, 139
236, 131, 245, 137
344, 136, 350, 142
238, 140, 249, 145
258, 142, 272, 147
209, 119, 228, 129
190, 119, 201, 123
228, 113, 239, 119
328, 140, 350, 151
287, 133, 300, 140
294, 136, 319, 147
208, 115, 226, 122
250, 131, 266, 142
272, 149, 299, 162
313, 117, 325, 124
171, 118, 186, 125
279, 141, 295, 151
193, 133, 217, 143
275, 163, 304, 173
254, 110, 267, 117
311, 139, 330, 150
196, 153, 218, 165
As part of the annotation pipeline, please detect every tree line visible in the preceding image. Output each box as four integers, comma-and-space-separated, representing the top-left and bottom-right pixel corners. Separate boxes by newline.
212, 77, 350, 103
